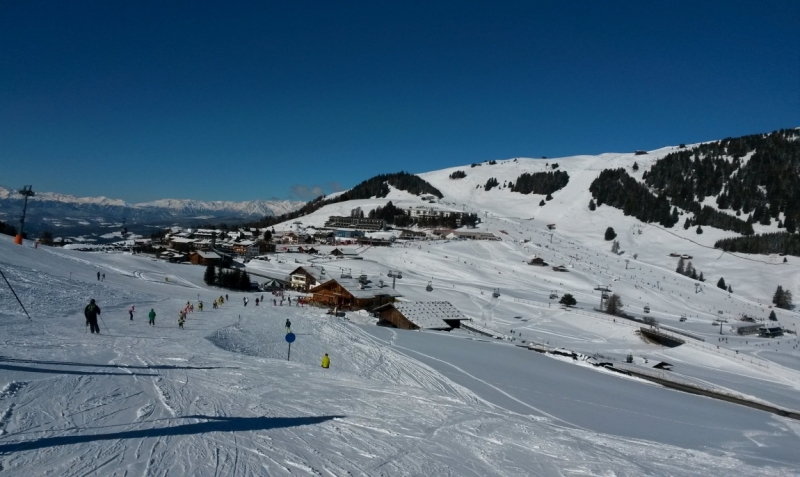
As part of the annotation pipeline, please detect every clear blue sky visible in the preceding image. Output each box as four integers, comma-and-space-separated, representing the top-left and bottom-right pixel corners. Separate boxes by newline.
1, 1, 798, 203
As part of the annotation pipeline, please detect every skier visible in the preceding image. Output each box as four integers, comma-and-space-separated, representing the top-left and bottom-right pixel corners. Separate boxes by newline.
255, 298, 259, 306
179, 311, 186, 329
244, 297, 248, 306
321, 353, 330, 369
97, 271, 100, 281
84, 299, 101, 334
226, 294, 229, 301
273, 298, 277, 306
198, 301, 203, 311
285, 319, 291, 333
129, 306, 134, 321
102, 273, 105, 281
148, 309, 156, 326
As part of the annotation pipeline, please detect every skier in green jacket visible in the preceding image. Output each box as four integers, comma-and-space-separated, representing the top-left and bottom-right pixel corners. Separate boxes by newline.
148, 309, 156, 326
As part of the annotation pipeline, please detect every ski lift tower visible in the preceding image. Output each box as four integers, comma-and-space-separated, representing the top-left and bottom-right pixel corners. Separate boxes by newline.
15, 185, 34, 245
594, 285, 612, 311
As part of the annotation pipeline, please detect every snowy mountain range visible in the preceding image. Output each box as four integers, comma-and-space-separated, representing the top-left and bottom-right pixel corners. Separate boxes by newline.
0, 186, 303, 236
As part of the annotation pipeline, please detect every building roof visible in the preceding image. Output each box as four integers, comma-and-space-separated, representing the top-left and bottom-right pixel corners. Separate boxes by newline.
170, 237, 195, 243
193, 250, 221, 259
290, 266, 327, 282
312, 278, 402, 299
378, 301, 465, 329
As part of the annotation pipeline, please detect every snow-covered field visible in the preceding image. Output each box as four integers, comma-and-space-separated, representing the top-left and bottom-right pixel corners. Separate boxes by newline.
2, 147, 800, 475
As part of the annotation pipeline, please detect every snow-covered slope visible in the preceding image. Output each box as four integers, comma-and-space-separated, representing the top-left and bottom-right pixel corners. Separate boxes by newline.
2, 232, 800, 475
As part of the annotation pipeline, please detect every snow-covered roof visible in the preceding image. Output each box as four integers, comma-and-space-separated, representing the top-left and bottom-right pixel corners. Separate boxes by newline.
194, 251, 220, 259
390, 301, 466, 329
323, 278, 402, 299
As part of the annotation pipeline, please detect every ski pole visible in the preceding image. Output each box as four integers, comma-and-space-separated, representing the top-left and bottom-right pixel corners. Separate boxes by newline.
99, 314, 110, 333
0, 267, 31, 319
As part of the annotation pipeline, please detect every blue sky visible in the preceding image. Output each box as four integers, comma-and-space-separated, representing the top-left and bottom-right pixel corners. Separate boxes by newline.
1, 1, 798, 203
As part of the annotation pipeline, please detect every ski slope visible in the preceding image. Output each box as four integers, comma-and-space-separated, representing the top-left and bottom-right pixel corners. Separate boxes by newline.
2, 145, 800, 474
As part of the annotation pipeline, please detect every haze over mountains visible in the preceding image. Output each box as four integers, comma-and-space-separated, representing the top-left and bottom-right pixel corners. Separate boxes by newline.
0, 186, 303, 239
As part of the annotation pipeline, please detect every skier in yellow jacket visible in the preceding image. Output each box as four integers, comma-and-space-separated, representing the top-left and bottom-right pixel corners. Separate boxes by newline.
321, 353, 330, 369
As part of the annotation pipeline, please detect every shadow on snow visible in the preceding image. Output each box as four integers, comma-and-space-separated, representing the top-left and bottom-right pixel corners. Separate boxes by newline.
0, 356, 236, 371
0, 415, 345, 454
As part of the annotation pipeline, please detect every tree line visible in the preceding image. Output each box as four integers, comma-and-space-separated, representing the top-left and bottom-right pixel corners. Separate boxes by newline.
204, 265, 253, 291
714, 232, 800, 257
509, 171, 569, 195
589, 168, 679, 227
644, 129, 799, 233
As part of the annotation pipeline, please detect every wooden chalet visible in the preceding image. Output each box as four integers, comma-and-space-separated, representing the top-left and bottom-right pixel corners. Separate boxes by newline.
190, 250, 221, 266
374, 301, 465, 330
528, 256, 547, 266
330, 248, 361, 259
288, 266, 327, 292
309, 278, 401, 311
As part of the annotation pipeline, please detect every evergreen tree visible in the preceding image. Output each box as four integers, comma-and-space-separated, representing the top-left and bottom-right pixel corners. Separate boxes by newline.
717, 277, 726, 290
559, 293, 577, 307
545, 193, 553, 201
611, 240, 620, 254
676, 257, 685, 275
698, 272, 705, 282
263, 230, 272, 242
696, 225, 703, 234
632, 162, 639, 171
539, 200, 546, 206
728, 285, 732, 293
684, 218, 691, 230
769, 310, 777, 321
604, 227, 616, 241
773, 286, 793, 309
238, 270, 252, 290
605, 294, 623, 315
203, 265, 216, 286
589, 199, 596, 211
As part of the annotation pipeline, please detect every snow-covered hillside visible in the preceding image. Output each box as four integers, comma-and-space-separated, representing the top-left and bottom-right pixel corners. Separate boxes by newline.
2, 142, 800, 475
2, 231, 800, 475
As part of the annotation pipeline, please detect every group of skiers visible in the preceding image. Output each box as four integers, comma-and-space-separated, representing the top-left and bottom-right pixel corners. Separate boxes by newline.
85, 299, 155, 333
84, 297, 332, 368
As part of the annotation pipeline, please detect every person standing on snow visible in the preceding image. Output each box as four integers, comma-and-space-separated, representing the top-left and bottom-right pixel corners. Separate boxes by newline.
148, 309, 156, 326
321, 353, 330, 369
198, 301, 203, 312
179, 310, 186, 329
84, 299, 101, 334
285, 319, 291, 333
97, 272, 100, 281
129, 306, 134, 321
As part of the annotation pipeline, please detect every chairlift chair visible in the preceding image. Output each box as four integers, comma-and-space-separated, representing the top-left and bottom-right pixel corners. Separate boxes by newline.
426, 281, 433, 292
492, 288, 500, 298
644, 304, 651, 313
